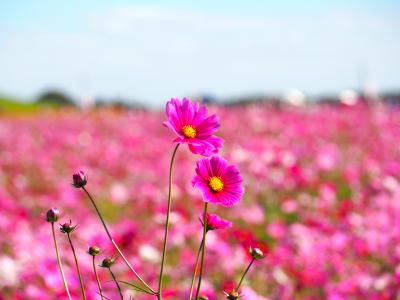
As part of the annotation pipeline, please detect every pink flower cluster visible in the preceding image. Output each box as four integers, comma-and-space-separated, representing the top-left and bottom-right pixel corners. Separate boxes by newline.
0, 101, 400, 299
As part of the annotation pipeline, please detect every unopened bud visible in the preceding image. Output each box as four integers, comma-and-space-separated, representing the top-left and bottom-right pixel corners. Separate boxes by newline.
60, 220, 77, 234
249, 247, 264, 260
224, 291, 240, 300
46, 208, 60, 223
88, 246, 101, 256
100, 257, 116, 268
72, 170, 87, 188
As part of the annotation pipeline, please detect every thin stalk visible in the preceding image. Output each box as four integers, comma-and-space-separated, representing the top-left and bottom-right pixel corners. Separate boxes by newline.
188, 238, 204, 300
109, 268, 124, 300
97, 292, 112, 300
92, 256, 104, 300
194, 203, 208, 300
157, 144, 180, 299
235, 258, 255, 292
51, 223, 72, 300
67, 233, 87, 300
82, 186, 156, 295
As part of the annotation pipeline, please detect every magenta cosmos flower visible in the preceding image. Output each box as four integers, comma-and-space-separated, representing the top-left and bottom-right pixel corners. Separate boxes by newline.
201, 213, 232, 231
192, 156, 244, 207
163, 97, 223, 156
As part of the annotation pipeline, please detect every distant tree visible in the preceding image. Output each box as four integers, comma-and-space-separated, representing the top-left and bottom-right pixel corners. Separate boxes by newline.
36, 90, 75, 106
200, 94, 218, 104
94, 97, 146, 110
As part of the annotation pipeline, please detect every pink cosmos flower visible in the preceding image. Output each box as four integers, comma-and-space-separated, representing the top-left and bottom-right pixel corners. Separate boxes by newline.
192, 156, 244, 207
163, 97, 223, 156
201, 213, 232, 231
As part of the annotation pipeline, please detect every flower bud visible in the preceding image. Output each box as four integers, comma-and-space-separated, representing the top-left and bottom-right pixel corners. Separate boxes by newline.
72, 170, 87, 188
88, 246, 101, 256
200, 213, 232, 232
100, 257, 116, 268
249, 247, 264, 260
60, 220, 77, 234
46, 208, 60, 223
224, 291, 240, 300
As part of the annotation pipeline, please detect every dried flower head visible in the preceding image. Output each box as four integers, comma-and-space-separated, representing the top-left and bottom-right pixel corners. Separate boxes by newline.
100, 257, 116, 268
45, 208, 60, 223
59, 220, 78, 234
249, 247, 264, 260
72, 170, 87, 188
88, 246, 101, 256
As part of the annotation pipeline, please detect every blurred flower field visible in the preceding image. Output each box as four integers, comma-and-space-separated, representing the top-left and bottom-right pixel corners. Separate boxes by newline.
1, 102, 400, 299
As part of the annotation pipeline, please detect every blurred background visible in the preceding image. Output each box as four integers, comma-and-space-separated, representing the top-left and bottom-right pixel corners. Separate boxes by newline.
1, 1, 400, 299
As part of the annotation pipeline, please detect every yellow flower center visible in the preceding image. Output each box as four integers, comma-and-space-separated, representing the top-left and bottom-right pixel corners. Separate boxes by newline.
182, 125, 196, 138
209, 176, 224, 192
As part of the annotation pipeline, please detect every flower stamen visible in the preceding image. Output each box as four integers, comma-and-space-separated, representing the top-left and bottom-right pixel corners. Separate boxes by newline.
182, 125, 196, 138
209, 176, 224, 192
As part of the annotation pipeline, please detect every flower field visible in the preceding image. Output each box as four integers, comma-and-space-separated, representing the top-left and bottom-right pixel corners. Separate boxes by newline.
1, 102, 400, 299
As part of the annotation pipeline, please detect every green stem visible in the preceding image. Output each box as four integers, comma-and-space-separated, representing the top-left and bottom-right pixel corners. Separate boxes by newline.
109, 268, 124, 300
51, 223, 72, 300
82, 186, 156, 295
194, 203, 208, 300
67, 233, 87, 300
157, 144, 180, 299
235, 258, 255, 292
188, 237, 204, 300
92, 256, 104, 300
118, 280, 156, 295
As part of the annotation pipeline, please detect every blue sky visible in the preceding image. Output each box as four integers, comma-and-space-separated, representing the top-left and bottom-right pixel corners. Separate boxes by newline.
1, 0, 399, 105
